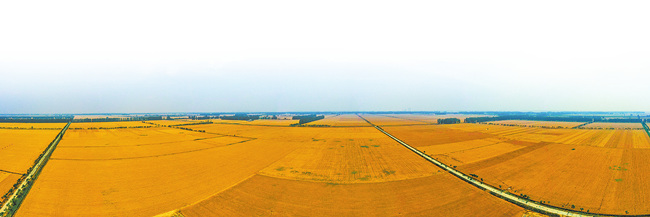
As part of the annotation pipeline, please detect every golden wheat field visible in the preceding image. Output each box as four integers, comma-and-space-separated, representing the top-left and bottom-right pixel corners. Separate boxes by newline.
381, 122, 650, 215
307, 114, 371, 127
180, 174, 524, 217
69, 121, 151, 129
0, 128, 64, 199
358, 114, 428, 126
0, 123, 66, 129
145, 119, 205, 126
382, 114, 439, 123
210, 119, 300, 126
3, 115, 650, 216
487, 120, 585, 128
16, 126, 299, 216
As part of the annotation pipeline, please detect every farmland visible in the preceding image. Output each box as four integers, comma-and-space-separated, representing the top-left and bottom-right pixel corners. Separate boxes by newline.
180, 174, 523, 217
487, 120, 585, 128
308, 114, 371, 127
69, 121, 151, 129
381, 121, 650, 215
358, 114, 429, 126
0, 123, 66, 129
0, 128, 64, 206
210, 119, 300, 126
581, 122, 644, 129
145, 119, 205, 126
15, 126, 298, 216
3, 114, 650, 216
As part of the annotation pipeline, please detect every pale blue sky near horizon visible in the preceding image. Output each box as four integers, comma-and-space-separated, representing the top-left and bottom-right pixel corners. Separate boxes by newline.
1, 1, 650, 114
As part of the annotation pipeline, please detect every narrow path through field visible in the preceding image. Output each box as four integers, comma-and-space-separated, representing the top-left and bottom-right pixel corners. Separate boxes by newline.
0, 122, 71, 217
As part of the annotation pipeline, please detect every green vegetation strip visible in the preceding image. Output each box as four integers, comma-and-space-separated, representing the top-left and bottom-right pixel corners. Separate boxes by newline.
572, 121, 593, 129
0, 122, 71, 217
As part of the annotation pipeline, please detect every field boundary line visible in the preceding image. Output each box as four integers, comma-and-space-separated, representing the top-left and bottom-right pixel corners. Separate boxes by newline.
49, 138, 257, 161
0, 127, 62, 130
159, 140, 304, 217
58, 136, 227, 148
154, 174, 259, 217
0, 170, 23, 176
162, 124, 259, 140
0, 122, 71, 217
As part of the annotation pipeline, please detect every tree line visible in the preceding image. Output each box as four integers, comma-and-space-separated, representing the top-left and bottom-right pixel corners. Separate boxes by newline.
291, 115, 325, 125
437, 118, 461, 124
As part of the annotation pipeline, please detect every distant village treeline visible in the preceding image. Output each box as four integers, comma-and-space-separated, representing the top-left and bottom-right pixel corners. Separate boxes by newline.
464, 115, 649, 123
0, 116, 164, 123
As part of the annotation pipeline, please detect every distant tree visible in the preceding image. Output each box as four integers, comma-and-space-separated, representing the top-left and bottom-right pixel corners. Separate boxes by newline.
438, 118, 460, 124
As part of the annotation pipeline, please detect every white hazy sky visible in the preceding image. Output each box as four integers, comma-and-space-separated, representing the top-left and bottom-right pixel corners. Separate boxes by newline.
1, 0, 649, 113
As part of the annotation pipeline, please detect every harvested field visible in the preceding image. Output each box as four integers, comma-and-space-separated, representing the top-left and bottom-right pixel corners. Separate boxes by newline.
180, 174, 524, 216
487, 120, 585, 128
308, 114, 371, 127
69, 121, 151, 129
582, 122, 643, 129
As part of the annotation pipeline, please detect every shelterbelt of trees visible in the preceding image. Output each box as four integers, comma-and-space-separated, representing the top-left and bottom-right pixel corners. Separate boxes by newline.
292, 115, 325, 125
437, 118, 461, 124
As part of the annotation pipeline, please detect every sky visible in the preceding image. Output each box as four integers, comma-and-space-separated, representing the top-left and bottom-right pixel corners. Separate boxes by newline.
1, 0, 650, 114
